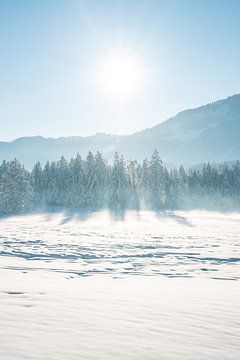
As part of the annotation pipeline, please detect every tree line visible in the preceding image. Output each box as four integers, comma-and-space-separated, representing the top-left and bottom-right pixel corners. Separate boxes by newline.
0, 150, 240, 215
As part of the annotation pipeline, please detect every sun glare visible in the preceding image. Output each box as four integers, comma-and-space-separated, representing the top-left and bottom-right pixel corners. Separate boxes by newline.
96, 50, 148, 100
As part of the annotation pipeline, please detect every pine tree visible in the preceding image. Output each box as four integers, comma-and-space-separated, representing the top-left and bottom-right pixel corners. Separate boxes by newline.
69, 153, 86, 207
149, 150, 166, 209
31, 161, 43, 206
0, 159, 33, 214
109, 153, 129, 209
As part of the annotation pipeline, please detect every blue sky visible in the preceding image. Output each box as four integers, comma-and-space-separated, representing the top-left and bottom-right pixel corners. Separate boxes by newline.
0, 0, 240, 141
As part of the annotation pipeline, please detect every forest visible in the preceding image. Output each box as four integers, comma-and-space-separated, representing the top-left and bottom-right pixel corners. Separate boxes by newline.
0, 150, 240, 215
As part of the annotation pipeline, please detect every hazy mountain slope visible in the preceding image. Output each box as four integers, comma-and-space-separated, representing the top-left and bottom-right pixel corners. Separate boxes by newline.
1, 94, 240, 168
117, 94, 240, 163
0, 133, 121, 169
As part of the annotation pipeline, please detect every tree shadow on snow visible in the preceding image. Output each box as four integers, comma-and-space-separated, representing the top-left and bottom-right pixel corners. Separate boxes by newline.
154, 210, 193, 227
0, 207, 192, 227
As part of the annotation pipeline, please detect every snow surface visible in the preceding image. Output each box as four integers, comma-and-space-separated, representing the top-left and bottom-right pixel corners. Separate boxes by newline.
0, 210, 239, 359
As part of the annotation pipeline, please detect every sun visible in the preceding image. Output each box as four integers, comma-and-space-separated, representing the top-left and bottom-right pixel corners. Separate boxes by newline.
95, 50, 148, 100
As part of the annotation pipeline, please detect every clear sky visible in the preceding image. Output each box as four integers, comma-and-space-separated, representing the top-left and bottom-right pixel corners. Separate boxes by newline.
0, 0, 240, 141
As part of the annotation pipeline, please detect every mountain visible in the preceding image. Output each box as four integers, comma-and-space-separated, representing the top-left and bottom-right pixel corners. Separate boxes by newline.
1, 94, 240, 168
117, 94, 240, 164
0, 133, 120, 169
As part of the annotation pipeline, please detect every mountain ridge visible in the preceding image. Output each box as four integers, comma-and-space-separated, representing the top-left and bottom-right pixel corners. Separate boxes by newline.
1, 94, 240, 168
